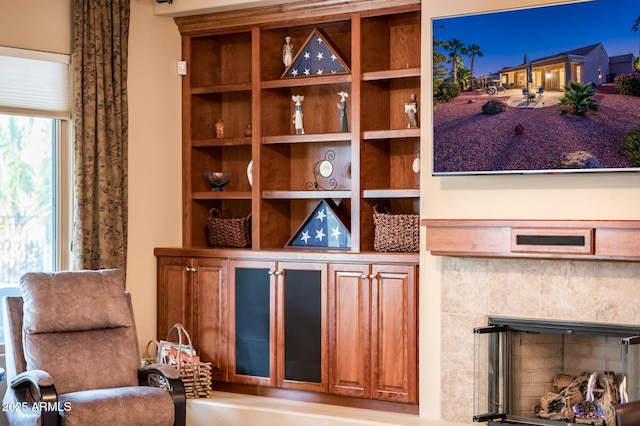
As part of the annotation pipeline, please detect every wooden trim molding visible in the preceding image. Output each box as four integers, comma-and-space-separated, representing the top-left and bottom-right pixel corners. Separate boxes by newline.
174, 0, 421, 34
421, 219, 640, 262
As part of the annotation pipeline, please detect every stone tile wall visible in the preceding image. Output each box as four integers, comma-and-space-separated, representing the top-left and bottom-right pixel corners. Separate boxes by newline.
440, 257, 640, 423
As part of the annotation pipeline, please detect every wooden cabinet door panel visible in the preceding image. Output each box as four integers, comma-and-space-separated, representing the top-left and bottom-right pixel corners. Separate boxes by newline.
194, 257, 228, 381
370, 264, 417, 403
157, 256, 192, 341
328, 263, 371, 397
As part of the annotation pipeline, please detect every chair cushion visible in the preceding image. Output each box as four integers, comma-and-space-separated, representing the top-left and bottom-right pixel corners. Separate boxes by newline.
21, 269, 132, 334
24, 327, 140, 395
58, 386, 175, 426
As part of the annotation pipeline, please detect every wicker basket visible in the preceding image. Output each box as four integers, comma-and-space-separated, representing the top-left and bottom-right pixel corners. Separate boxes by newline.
373, 204, 419, 253
160, 323, 212, 399
206, 208, 251, 248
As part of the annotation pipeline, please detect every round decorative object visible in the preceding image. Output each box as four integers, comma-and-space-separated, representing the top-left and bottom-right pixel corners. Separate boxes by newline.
319, 159, 333, 178
305, 150, 337, 190
412, 153, 420, 174
247, 161, 253, 187
204, 171, 231, 191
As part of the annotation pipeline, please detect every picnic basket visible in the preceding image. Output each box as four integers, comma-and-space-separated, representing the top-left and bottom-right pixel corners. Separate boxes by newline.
206, 208, 251, 248
372, 204, 419, 253
158, 323, 212, 399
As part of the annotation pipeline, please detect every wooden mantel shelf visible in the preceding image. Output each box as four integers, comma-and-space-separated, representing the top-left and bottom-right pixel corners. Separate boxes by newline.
421, 219, 640, 262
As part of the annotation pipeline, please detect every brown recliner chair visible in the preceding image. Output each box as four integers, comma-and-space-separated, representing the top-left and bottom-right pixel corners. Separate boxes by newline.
616, 400, 640, 426
3, 269, 186, 426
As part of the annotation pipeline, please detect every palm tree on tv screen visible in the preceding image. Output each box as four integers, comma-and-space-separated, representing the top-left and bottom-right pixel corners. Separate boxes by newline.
444, 38, 466, 86
633, 16, 640, 59
465, 43, 483, 90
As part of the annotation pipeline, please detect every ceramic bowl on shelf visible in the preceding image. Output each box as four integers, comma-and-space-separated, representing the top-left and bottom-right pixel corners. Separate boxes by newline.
204, 171, 231, 191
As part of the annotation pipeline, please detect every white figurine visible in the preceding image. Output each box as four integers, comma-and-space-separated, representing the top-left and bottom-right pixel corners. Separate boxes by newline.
283, 36, 294, 68
405, 93, 419, 128
337, 91, 348, 133
292, 95, 304, 134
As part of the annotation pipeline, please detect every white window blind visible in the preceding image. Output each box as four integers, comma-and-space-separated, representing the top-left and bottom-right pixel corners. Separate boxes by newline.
0, 46, 70, 119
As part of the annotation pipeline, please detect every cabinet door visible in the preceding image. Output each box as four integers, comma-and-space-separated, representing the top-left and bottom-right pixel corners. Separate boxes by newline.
228, 259, 276, 386
277, 261, 328, 392
328, 263, 371, 398
370, 264, 417, 403
193, 257, 228, 382
157, 256, 193, 342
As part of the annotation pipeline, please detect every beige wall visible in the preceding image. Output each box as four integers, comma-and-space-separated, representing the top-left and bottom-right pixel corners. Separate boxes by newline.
0, 0, 72, 54
126, 0, 183, 350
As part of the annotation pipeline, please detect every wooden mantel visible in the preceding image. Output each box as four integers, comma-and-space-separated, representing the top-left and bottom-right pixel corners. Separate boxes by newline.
421, 219, 640, 262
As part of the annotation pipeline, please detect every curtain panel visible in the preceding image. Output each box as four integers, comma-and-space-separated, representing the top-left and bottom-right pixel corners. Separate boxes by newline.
72, 0, 130, 271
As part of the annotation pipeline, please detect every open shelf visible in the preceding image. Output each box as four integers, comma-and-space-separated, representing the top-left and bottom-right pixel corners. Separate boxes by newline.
179, 1, 420, 252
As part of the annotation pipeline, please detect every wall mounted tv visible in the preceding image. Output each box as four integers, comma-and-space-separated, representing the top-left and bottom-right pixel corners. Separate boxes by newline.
432, 0, 640, 175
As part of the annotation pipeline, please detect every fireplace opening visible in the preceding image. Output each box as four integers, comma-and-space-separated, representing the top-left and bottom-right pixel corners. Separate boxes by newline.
473, 317, 640, 426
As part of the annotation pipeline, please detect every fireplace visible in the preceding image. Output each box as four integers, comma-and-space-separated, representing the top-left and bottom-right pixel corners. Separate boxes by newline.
473, 317, 640, 426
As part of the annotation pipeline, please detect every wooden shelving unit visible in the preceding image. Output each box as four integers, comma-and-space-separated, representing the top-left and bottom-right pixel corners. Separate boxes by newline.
175, 0, 421, 250
156, 0, 421, 409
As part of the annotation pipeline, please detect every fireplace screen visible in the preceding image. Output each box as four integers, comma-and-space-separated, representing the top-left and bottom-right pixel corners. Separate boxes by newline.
474, 317, 640, 426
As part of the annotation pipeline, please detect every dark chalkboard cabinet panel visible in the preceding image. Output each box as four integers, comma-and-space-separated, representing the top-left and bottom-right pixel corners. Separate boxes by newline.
228, 259, 328, 392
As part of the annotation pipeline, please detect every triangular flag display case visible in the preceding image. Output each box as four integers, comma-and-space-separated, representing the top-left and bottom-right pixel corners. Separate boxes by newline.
281, 28, 351, 79
285, 199, 351, 250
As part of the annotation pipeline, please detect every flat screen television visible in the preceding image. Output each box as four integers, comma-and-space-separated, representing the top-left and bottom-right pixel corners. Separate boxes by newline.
431, 0, 640, 175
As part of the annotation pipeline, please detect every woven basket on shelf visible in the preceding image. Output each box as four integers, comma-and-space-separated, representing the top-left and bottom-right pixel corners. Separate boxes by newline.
206, 208, 251, 248
372, 204, 419, 253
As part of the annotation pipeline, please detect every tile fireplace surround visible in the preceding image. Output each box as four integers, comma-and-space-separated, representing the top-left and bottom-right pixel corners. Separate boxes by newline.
423, 220, 640, 424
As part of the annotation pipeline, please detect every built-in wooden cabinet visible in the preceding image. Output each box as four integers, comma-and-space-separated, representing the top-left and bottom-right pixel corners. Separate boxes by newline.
156, 256, 228, 381
156, 0, 421, 409
155, 249, 418, 407
329, 263, 417, 403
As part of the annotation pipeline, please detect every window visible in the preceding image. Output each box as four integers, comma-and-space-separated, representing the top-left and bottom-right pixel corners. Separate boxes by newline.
0, 47, 71, 344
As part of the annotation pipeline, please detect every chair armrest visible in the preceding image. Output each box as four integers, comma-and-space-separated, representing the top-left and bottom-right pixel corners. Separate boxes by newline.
10, 370, 59, 426
139, 363, 186, 426
12, 369, 55, 388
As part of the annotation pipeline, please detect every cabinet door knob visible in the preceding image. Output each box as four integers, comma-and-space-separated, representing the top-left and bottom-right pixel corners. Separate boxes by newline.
369, 273, 377, 280
361, 274, 368, 279
185, 267, 196, 272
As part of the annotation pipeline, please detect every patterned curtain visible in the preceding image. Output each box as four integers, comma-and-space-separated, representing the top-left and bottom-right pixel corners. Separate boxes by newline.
72, 0, 130, 271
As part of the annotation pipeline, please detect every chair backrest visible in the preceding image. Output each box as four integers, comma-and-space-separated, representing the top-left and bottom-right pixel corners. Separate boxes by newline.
616, 400, 640, 426
5, 269, 141, 395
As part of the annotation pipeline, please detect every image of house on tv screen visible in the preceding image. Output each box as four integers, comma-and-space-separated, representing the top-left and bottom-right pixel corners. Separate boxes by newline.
432, 0, 640, 175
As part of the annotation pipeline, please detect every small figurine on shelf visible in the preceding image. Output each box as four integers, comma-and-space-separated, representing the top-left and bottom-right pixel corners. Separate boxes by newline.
404, 93, 419, 128
214, 119, 225, 138
283, 36, 294, 68
292, 95, 304, 134
244, 124, 252, 137
337, 91, 348, 133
